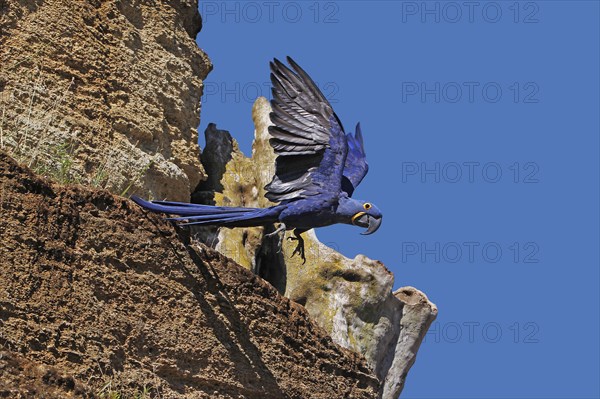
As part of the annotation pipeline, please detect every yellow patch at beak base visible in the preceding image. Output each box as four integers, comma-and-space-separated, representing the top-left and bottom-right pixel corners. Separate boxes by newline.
351, 212, 367, 225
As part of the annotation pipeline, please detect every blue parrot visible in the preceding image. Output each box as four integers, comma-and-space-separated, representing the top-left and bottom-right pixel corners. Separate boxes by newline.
132, 57, 382, 263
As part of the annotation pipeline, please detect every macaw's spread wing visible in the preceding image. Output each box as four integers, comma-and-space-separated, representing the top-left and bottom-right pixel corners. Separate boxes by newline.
265, 57, 348, 203
341, 123, 369, 197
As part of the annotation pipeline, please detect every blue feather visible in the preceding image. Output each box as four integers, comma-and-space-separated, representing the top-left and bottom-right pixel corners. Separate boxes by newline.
131, 196, 282, 227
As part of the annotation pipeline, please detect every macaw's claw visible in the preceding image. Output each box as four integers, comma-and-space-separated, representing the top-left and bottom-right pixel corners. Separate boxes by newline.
266, 223, 286, 253
287, 229, 306, 264
292, 243, 306, 264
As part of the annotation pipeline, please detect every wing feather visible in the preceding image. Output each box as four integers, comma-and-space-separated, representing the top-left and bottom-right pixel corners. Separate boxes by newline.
265, 57, 348, 202
341, 122, 369, 197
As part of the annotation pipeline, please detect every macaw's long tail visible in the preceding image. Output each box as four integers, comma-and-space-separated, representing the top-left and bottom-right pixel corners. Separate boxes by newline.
131, 196, 281, 227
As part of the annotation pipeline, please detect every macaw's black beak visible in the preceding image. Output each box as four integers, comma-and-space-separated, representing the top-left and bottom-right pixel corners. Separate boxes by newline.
352, 213, 383, 235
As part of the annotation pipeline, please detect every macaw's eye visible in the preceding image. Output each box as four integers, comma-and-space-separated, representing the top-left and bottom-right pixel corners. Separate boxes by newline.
363, 202, 372, 210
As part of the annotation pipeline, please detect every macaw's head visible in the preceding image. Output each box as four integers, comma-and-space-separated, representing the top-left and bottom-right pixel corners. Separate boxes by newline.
337, 196, 383, 235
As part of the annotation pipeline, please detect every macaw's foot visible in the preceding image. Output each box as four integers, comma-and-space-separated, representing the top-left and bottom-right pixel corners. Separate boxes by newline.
287, 228, 307, 264
265, 223, 286, 253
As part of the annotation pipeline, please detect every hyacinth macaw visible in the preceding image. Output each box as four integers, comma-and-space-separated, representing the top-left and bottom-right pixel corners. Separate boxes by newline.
132, 57, 382, 263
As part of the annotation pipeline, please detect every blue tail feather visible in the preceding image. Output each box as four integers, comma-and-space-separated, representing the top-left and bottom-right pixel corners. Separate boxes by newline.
131, 196, 254, 216
166, 211, 252, 222
131, 195, 281, 227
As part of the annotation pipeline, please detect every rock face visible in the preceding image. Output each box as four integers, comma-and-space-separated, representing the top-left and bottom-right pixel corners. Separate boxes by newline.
0, 153, 380, 398
0, 0, 211, 201
1, 1, 436, 396
192, 98, 438, 399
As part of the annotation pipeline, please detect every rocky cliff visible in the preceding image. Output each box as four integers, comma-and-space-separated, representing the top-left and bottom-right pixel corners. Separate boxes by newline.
0, 0, 211, 201
0, 1, 436, 398
0, 153, 379, 398
193, 98, 437, 399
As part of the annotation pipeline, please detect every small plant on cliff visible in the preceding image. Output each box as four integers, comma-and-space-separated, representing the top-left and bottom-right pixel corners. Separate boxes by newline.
120, 158, 155, 197
97, 381, 152, 399
1, 54, 158, 197
31, 139, 79, 184
0, 59, 80, 183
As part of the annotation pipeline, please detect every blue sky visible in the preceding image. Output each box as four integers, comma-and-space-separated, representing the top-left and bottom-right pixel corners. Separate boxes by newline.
196, 1, 599, 397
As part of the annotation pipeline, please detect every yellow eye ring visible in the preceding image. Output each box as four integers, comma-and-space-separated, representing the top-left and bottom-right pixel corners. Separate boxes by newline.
363, 203, 372, 210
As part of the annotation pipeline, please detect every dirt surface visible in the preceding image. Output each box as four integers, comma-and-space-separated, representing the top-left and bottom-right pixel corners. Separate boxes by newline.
0, 351, 96, 398
0, 153, 379, 398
